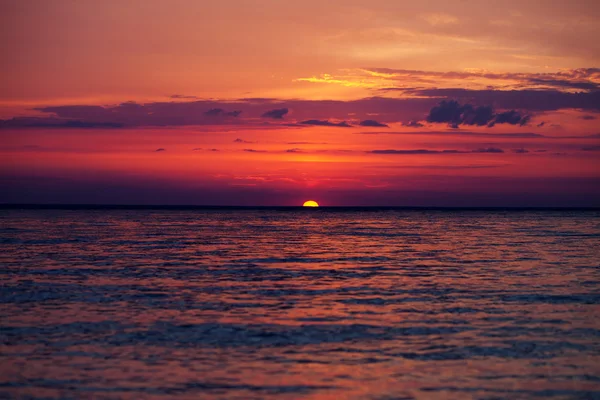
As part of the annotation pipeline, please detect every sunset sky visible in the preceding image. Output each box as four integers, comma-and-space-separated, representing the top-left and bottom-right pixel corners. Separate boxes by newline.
1, 0, 599, 206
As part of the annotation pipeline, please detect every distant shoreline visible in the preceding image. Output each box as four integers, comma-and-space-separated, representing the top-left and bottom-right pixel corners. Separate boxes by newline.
1, 204, 598, 211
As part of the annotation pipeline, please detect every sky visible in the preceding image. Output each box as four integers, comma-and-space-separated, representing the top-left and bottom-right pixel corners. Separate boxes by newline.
1, 0, 599, 206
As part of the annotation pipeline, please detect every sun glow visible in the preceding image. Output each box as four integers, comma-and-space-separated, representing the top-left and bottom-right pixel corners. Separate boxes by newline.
303, 200, 319, 207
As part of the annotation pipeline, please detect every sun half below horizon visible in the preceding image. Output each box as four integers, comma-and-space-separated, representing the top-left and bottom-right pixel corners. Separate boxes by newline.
303, 200, 319, 207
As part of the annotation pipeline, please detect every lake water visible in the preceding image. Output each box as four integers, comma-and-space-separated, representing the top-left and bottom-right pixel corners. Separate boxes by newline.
1, 208, 599, 399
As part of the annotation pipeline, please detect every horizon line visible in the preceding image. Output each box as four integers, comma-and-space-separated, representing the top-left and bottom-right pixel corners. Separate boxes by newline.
1, 204, 598, 211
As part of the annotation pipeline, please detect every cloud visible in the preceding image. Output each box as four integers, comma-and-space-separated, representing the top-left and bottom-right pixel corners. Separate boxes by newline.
0, 117, 124, 129
426, 100, 530, 127
19, 101, 272, 128
360, 67, 600, 93
356, 130, 545, 138
204, 108, 241, 117
359, 119, 388, 127
370, 164, 507, 170
525, 78, 599, 91
473, 147, 504, 153
462, 105, 495, 126
22, 98, 429, 128
519, 115, 532, 126
580, 115, 597, 120
402, 120, 425, 128
170, 94, 199, 99
491, 110, 528, 126
300, 119, 352, 127
286, 141, 328, 145
261, 108, 289, 119
513, 148, 529, 154
369, 149, 464, 154
368, 147, 504, 155
204, 108, 222, 116
286, 148, 302, 153
7, 86, 595, 130
426, 100, 465, 125
410, 89, 600, 111
55, 120, 124, 128
233, 138, 253, 143
581, 145, 600, 151
155, 148, 166, 152
243, 149, 267, 153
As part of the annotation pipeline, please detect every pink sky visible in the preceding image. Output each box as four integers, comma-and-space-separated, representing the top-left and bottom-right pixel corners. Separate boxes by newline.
1, 0, 599, 206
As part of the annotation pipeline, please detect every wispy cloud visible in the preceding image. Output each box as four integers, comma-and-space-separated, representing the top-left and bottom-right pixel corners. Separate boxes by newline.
170, 94, 199, 100
356, 131, 545, 138
300, 119, 352, 128
368, 148, 506, 155
298, 67, 600, 93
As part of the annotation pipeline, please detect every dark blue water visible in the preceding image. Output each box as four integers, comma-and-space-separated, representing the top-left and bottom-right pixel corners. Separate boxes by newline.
1, 209, 599, 399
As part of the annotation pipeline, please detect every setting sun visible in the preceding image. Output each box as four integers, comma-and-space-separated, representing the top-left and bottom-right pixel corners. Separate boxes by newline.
302, 200, 319, 207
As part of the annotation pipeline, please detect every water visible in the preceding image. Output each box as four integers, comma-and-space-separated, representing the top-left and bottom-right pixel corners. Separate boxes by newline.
1, 208, 599, 399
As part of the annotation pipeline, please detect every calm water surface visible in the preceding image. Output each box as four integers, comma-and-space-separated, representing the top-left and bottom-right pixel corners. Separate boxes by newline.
1, 209, 599, 399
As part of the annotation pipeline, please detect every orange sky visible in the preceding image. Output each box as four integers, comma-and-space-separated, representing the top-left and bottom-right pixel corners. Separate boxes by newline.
1, 0, 599, 206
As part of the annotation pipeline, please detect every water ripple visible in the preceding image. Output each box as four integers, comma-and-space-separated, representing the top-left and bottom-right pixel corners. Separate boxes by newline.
1, 209, 599, 399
